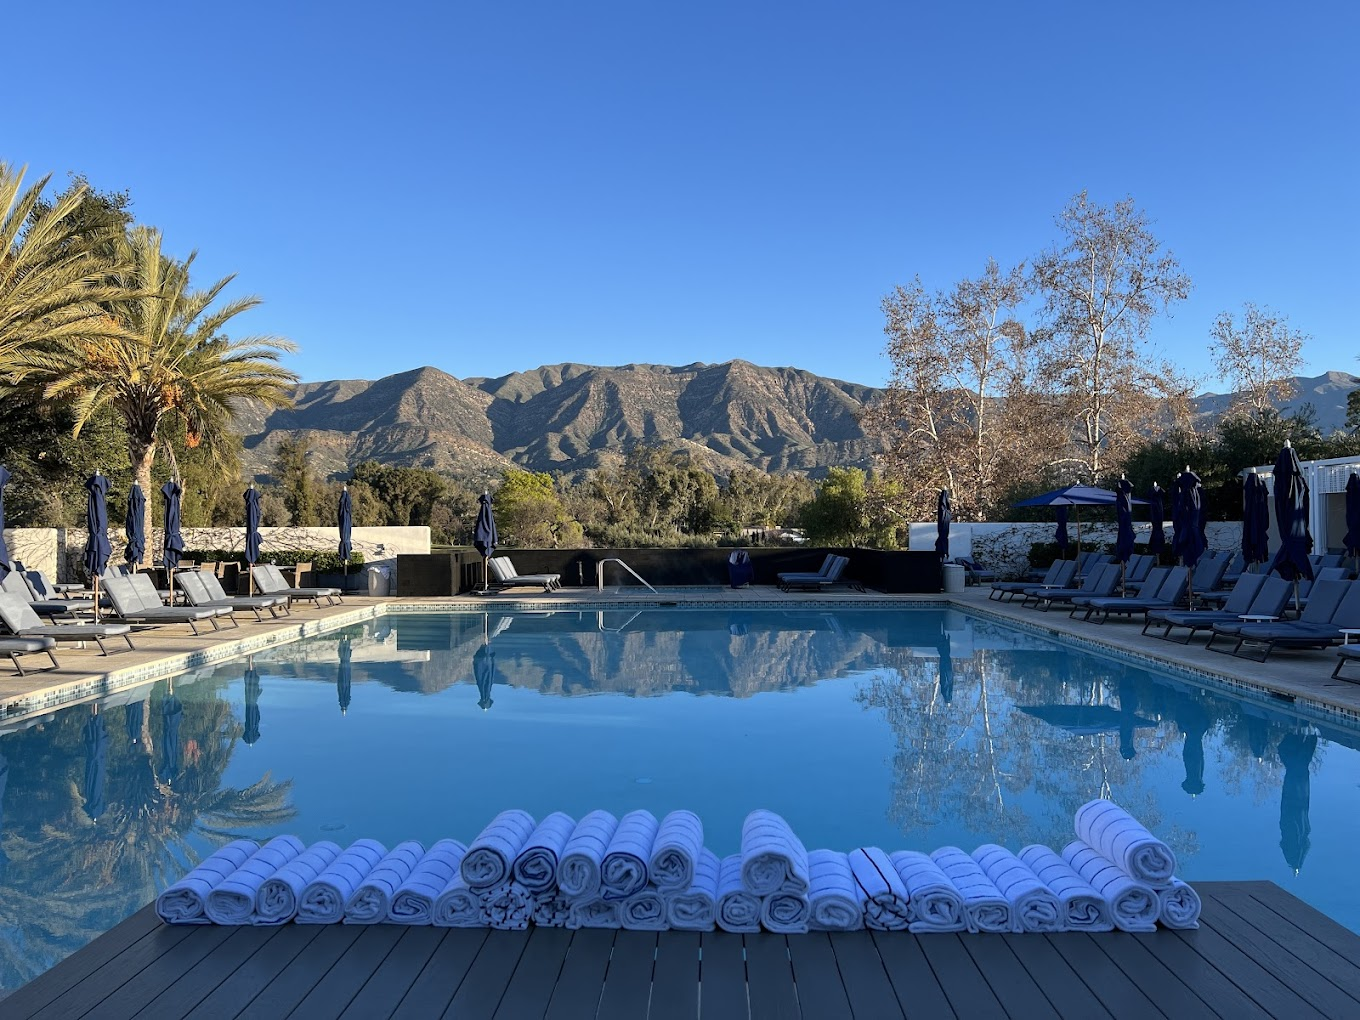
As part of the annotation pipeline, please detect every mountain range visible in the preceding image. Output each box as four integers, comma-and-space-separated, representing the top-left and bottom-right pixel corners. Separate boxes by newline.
236, 363, 1359, 483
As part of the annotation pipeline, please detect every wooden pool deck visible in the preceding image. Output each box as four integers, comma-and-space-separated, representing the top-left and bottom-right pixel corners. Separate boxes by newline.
6, 881, 1358, 1019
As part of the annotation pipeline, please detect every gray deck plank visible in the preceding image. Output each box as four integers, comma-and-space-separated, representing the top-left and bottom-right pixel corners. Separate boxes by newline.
1244, 880, 1360, 960
999, 935, 1110, 1020
648, 931, 700, 1020
743, 934, 798, 1020
785, 931, 850, 1018
828, 930, 902, 1019
231, 923, 365, 1020
959, 934, 1059, 1020
698, 931, 749, 1020
442, 928, 532, 1020
916, 935, 1007, 1020
544, 928, 614, 1020
0, 906, 164, 1019
1042, 933, 1163, 1020
180, 924, 325, 1020
494, 926, 574, 1019
339, 926, 448, 1020
1124, 929, 1271, 1020
1091, 932, 1217, 1020
597, 930, 658, 1018
1168, 921, 1328, 1020
134, 925, 287, 1020
869, 930, 957, 1019
389, 928, 488, 1020
264, 924, 405, 1020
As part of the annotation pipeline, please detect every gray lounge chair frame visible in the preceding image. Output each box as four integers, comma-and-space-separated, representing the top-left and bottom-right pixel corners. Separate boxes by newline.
0, 571, 87, 620
1334, 645, 1360, 681
0, 592, 135, 655
489, 557, 562, 592
1143, 573, 1271, 641
0, 635, 59, 674
1081, 567, 1189, 624
1024, 564, 1118, 610
1228, 581, 1360, 661
777, 555, 836, 585
991, 560, 1076, 602
252, 564, 342, 606
102, 574, 224, 634
177, 571, 287, 621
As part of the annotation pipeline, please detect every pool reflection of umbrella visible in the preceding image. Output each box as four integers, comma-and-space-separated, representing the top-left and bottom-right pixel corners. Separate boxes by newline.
124, 482, 146, 568
85, 472, 112, 621
1267, 443, 1314, 614
473, 492, 498, 594
1278, 730, 1317, 874
474, 643, 496, 710
125, 701, 144, 746
1021, 703, 1157, 736
1147, 482, 1166, 556
0, 751, 8, 879
0, 464, 12, 574
935, 489, 951, 562
337, 636, 352, 715
937, 645, 953, 705
1246, 713, 1270, 761
244, 664, 262, 746
1118, 677, 1140, 759
245, 484, 262, 595
83, 709, 108, 822
1176, 697, 1209, 797
161, 689, 183, 785
1343, 472, 1360, 575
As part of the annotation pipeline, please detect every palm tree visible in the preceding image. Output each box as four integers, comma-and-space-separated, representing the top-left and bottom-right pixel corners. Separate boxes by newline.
16, 227, 298, 554
0, 164, 131, 376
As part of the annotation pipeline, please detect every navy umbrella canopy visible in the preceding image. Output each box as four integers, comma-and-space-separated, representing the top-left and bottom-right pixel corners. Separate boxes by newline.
1014, 484, 1145, 563
243, 666, 261, 746
935, 489, 951, 561
1147, 483, 1166, 555
244, 486, 262, 594
1267, 444, 1314, 584
83, 710, 108, 822
1343, 472, 1360, 566
1115, 478, 1135, 565
84, 473, 112, 579
124, 483, 146, 566
1054, 507, 1070, 554
338, 486, 353, 582
1241, 473, 1268, 567
0, 464, 12, 574
1172, 470, 1207, 569
161, 480, 184, 571
472, 492, 498, 592
1278, 730, 1317, 874
337, 635, 352, 715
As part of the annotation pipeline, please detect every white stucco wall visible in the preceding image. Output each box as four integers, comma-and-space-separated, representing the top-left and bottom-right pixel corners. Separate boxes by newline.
1, 528, 60, 579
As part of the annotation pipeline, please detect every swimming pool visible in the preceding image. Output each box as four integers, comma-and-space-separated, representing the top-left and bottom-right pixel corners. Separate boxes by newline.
1, 606, 1356, 995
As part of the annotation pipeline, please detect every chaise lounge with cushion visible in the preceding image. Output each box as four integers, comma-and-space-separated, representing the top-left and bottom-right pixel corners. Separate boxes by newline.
489, 556, 562, 592
0, 635, 59, 675
252, 564, 342, 607
1226, 581, 1360, 662
0, 592, 135, 655
176, 571, 288, 622
102, 574, 226, 634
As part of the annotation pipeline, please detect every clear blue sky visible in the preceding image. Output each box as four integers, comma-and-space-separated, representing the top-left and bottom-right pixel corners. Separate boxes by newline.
8, 1, 1357, 390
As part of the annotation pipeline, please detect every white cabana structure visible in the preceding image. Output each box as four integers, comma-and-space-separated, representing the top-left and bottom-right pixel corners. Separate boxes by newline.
1243, 453, 1360, 555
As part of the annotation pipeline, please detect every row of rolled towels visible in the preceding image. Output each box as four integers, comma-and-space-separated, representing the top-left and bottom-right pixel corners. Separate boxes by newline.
156, 799, 1200, 934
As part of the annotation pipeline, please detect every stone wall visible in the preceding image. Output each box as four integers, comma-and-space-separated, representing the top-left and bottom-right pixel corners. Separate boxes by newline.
1, 528, 60, 579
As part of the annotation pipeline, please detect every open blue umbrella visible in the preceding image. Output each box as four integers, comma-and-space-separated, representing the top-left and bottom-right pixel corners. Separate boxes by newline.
1054, 507, 1070, 556
472, 492, 498, 593
935, 489, 951, 562
124, 483, 146, 567
1147, 483, 1166, 556
161, 689, 183, 785
1343, 472, 1360, 572
338, 485, 353, 589
85, 473, 112, 620
337, 635, 352, 715
1115, 476, 1135, 564
1014, 484, 1145, 565
243, 665, 261, 746
83, 710, 108, 822
1267, 444, 1314, 606
244, 485, 262, 595
0, 464, 12, 575
1278, 730, 1316, 874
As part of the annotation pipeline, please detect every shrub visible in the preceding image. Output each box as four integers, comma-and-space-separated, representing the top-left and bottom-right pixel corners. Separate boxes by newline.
183, 549, 364, 572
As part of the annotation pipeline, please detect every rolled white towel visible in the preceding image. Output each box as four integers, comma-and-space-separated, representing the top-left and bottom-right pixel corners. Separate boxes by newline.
480, 882, 532, 930
257, 841, 342, 925
668, 849, 720, 932
807, 850, 864, 932
511, 812, 576, 893
388, 840, 468, 924
650, 810, 704, 891
971, 844, 1063, 933
206, 835, 306, 925
716, 854, 762, 933
345, 841, 425, 923
297, 839, 387, 924
930, 847, 1012, 933
462, 809, 536, 890
1074, 799, 1177, 888
157, 839, 259, 924
888, 851, 965, 933
761, 889, 811, 934
1158, 877, 1201, 929
740, 810, 809, 895
1062, 840, 1160, 933
532, 890, 573, 928
1017, 845, 1113, 932
567, 897, 622, 929
847, 848, 910, 931
601, 810, 659, 900
622, 888, 670, 931
432, 875, 483, 927
558, 810, 619, 898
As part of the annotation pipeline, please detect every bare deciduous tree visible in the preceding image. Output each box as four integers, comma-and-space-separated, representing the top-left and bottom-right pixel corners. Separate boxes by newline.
1210, 302, 1308, 418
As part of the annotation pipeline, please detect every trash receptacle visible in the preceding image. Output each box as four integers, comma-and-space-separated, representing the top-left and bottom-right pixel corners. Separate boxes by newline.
367, 566, 390, 597
941, 563, 965, 594
728, 550, 755, 588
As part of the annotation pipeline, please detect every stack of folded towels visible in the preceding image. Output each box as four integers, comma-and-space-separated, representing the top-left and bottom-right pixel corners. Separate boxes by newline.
156, 799, 1199, 934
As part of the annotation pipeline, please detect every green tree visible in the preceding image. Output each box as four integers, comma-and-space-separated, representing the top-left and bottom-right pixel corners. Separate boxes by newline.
274, 434, 321, 526
495, 469, 581, 547
1347, 388, 1359, 433
800, 468, 871, 546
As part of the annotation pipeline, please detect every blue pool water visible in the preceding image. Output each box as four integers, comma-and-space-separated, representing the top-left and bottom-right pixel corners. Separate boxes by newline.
1, 606, 1357, 994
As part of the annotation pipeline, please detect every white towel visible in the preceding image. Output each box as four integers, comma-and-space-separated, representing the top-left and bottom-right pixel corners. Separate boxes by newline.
740, 810, 809, 896
156, 839, 259, 924
601, 810, 659, 900
257, 841, 342, 925
1062, 840, 1160, 933
930, 847, 1013, 934
847, 848, 910, 931
297, 839, 387, 924
1017, 845, 1113, 932
1074, 799, 1177, 888
388, 840, 468, 924
532, 890, 573, 928
462, 809, 537, 890
432, 875, 483, 927
716, 854, 762, 933
511, 812, 576, 893
480, 881, 532, 930
345, 841, 425, 923
1158, 877, 1201, 929
558, 810, 619, 898
205, 835, 306, 925
888, 851, 965, 933
567, 897, 622, 929
649, 810, 704, 891
807, 850, 864, 932
761, 890, 811, 934
621, 888, 670, 931
971, 844, 1063, 933
668, 849, 720, 932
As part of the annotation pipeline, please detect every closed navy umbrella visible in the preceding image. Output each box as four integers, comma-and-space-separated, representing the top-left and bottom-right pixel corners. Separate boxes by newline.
1343, 472, 1360, 573
472, 492, 498, 593
1147, 483, 1166, 556
83, 709, 108, 822
124, 483, 146, 567
338, 485, 353, 589
161, 479, 184, 570
1267, 444, 1314, 613
1278, 730, 1317, 874
0, 464, 12, 575
85, 473, 112, 621
1173, 469, 1207, 604
337, 635, 352, 715
243, 665, 262, 746
1054, 507, 1070, 556
935, 489, 951, 562
1115, 477, 1135, 593
244, 485, 262, 595
1241, 473, 1266, 568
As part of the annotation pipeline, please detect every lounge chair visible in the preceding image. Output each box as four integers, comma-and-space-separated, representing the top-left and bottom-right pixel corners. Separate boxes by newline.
1024, 564, 1118, 610
176, 570, 287, 622
101, 574, 224, 634
952, 556, 997, 585
1334, 644, 1360, 682
1124, 554, 1155, 585
252, 564, 342, 606
779, 555, 864, 592
23, 568, 86, 598
489, 556, 562, 592
0, 592, 134, 655
1146, 575, 1289, 643
1080, 567, 1189, 624
778, 555, 837, 585
1310, 553, 1344, 572
0, 635, 59, 675
1227, 581, 1360, 661
991, 560, 1076, 602
0, 571, 89, 620
1187, 554, 1230, 601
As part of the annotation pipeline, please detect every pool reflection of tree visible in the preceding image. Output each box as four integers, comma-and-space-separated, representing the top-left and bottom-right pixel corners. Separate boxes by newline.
0, 677, 295, 995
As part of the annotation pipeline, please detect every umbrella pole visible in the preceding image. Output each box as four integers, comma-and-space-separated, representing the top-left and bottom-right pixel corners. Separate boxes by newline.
1120, 561, 1127, 598
167, 567, 173, 606
92, 574, 100, 623
483, 555, 489, 593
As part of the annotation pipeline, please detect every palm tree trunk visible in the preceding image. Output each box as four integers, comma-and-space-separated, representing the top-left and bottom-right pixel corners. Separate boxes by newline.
129, 437, 155, 568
